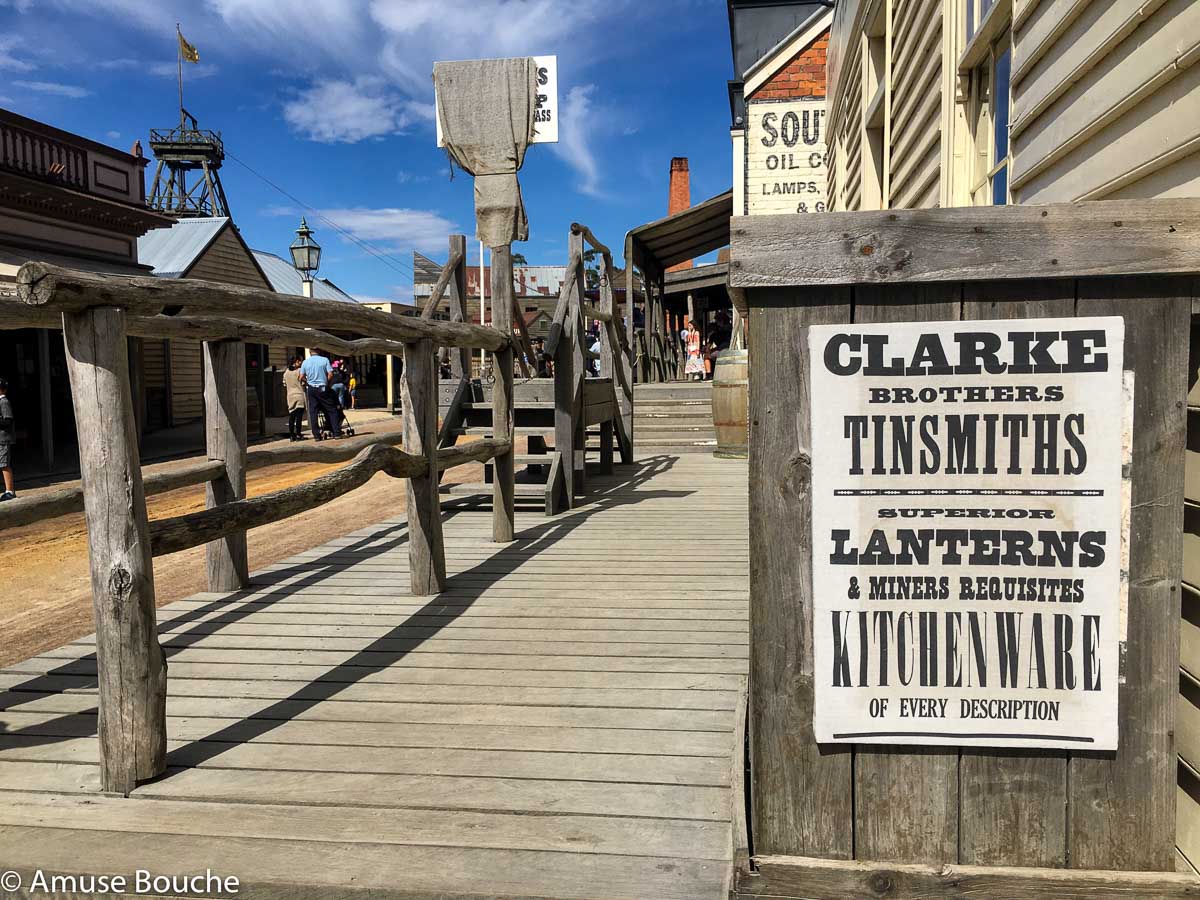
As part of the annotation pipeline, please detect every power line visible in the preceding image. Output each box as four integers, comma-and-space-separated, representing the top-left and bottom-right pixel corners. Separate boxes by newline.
226, 150, 416, 280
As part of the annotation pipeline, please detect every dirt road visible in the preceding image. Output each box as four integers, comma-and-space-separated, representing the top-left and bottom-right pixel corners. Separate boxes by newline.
0, 418, 483, 667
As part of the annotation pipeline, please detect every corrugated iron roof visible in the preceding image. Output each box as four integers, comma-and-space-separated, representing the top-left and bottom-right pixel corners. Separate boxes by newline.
251, 250, 357, 304
136, 216, 228, 278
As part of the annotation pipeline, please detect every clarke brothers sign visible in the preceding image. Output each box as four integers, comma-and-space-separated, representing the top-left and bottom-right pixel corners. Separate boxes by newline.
746, 98, 827, 214
809, 318, 1126, 751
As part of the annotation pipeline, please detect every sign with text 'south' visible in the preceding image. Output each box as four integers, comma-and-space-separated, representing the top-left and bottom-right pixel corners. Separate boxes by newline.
436, 55, 558, 146
809, 318, 1126, 751
746, 98, 826, 215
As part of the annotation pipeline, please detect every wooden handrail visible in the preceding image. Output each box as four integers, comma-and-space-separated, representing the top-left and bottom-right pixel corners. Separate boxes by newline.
16, 262, 510, 351
419, 247, 465, 319
544, 252, 582, 357
570, 222, 612, 259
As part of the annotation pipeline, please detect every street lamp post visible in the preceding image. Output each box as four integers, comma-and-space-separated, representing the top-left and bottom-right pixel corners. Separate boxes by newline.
289, 217, 322, 299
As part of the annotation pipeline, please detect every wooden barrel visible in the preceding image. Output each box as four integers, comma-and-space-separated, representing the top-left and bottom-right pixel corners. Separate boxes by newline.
712, 348, 749, 459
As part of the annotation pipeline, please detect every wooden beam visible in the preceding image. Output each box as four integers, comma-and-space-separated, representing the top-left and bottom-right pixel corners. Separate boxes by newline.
491, 245, 516, 542
735, 855, 1200, 898
16, 262, 510, 351
149, 442, 425, 558
570, 230, 587, 496
544, 253, 582, 357
203, 339, 249, 592
730, 198, 1200, 287
570, 222, 612, 258
419, 246, 465, 319
61, 306, 165, 794
402, 339, 445, 594
245, 432, 403, 471
438, 437, 511, 471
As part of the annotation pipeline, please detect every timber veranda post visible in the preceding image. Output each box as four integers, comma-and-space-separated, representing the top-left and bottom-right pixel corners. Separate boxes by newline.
552, 238, 578, 513
402, 337, 446, 594
491, 244, 516, 542
203, 338, 249, 591
596, 251, 616, 475
61, 306, 167, 794
570, 228, 587, 497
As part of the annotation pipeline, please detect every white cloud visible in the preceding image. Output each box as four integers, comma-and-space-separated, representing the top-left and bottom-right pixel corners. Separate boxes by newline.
552, 84, 603, 196
397, 170, 431, 184
282, 77, 429, 143
317, 206, 457, 253
13, 80, 90, 99
106, 130, 121, 140
0, 35, 34, 72
148, 61, 219, 79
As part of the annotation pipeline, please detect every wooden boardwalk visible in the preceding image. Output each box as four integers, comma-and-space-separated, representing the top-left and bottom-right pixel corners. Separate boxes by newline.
0, 453, 748, 899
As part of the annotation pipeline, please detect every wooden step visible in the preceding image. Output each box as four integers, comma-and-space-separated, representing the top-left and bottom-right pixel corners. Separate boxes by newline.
442, 482, 547, 500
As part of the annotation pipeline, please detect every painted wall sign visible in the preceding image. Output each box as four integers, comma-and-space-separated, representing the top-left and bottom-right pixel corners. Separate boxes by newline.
808, 318, 1126, 751
436, 55, 558, 146
746, 98, 827, 215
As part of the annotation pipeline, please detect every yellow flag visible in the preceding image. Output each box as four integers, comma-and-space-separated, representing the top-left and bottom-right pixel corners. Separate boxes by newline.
177, 27, 199, 64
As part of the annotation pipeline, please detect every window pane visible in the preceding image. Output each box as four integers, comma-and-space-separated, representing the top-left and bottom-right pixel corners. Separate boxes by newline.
992, 163, 1008, 205
993, 44, 1011, 161
966, 0, 975, 38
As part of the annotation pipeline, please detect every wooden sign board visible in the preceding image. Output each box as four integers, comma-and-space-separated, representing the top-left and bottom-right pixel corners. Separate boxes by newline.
435, 55, 558, 146
745, 98, 827, 215
809, 317, 1126, 750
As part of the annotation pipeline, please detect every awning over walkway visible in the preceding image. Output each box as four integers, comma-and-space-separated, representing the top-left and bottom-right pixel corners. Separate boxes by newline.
626, 189, 732, 278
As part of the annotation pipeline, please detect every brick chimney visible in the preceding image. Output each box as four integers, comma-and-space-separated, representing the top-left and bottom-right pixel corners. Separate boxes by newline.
667, 157, 692, 271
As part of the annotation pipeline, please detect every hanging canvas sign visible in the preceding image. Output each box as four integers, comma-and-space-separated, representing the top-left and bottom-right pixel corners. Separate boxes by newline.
808, 317, 1126, 751
436, 55, 558, 147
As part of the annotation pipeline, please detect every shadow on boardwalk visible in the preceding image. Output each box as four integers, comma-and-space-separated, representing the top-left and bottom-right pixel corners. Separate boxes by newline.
0, 455, 690, 769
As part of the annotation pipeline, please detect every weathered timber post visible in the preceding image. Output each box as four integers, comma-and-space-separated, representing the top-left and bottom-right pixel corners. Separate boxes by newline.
491, 245, 516, 542
569, 229, 587, 497
600, 249, 634, 464
61, 306, 166, 794
448, 234, 469, 380
402, 338, 445, 594
203, 338, 249, 591
551, 254, 578, 514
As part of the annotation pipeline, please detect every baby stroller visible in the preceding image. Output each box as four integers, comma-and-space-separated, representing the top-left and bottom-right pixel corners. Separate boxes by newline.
316, 394, 355, 439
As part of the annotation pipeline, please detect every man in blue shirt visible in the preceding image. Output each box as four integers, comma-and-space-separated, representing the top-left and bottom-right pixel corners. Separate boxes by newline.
299, 350, 343, 440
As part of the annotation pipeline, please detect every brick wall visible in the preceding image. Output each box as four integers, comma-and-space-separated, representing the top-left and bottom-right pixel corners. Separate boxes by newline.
748, 30, 829, 101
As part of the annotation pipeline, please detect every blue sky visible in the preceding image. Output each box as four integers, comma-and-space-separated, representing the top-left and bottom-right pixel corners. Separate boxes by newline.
0, 0, 735, 303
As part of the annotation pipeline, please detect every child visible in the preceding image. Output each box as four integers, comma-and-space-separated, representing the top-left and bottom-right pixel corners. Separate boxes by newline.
684, 320, 705, 382
348, 371, 358, 410
0, 377, 15, 501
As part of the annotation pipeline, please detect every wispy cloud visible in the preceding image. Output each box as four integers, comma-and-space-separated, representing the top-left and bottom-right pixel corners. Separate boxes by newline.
0, 35, 34, 72
282, 77, 428, 143
148, 60, 220, 79
552, 84, 602, 197
264, 203, 456, 255
106, 130, 121, 140
13, 80, 90, 99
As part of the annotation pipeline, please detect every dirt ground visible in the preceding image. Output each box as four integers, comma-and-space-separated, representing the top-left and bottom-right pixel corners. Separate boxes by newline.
0, 416, 483, 667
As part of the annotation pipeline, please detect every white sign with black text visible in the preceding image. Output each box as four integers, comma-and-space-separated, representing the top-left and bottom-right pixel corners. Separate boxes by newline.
746, 98, 826, 215
436, 55, 558, 146
809, 318, 1126, 751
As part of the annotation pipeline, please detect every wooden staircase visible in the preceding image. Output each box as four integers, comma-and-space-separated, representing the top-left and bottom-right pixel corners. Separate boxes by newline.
633, 381, 716, 454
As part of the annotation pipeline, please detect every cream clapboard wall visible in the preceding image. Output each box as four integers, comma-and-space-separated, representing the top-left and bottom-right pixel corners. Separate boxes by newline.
888, 0, 943, 208
1009, 0, 1200, 870
1010, 0, 1200, 203
168, 225, 273, 424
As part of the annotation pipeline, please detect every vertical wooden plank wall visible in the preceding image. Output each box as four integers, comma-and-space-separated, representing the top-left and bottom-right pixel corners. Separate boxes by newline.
749, 275, 1192, 870
749, 286, 854, 857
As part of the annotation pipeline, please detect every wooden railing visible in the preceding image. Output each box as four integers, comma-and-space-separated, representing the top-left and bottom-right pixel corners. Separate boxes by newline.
0, 116, 89, 191
542, 223, 635, 513
1, 258, 520, 795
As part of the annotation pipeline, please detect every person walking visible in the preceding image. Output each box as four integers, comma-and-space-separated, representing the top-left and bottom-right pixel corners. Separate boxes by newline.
299, 349, 343, 441
0, 377, 15, 501
684, 319, 705, 381
283, 356, 307, 441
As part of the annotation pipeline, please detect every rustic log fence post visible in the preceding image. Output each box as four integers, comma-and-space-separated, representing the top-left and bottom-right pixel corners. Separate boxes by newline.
491, 245, 516, 542
402, 338, 445, 594
61, 306, 166, 794
203, 338, 249, 591
551, 251, 578, 514
569, 229, 587, 497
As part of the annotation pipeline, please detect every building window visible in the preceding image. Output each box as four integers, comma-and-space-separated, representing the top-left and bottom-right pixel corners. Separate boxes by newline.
966, 0, 996, 40
968, 31, 1010, 206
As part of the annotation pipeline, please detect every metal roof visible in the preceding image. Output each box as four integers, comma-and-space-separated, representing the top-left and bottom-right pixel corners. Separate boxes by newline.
136, 216, 228, 278
627, 190, 733, 277
251, 250, 358, 304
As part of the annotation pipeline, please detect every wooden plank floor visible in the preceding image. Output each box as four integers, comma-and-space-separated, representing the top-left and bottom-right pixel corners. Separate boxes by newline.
0, 452, 748, 900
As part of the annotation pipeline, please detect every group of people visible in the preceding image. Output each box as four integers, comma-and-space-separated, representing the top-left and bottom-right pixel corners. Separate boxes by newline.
683, 311, 733, 381
282, 351, 358, 442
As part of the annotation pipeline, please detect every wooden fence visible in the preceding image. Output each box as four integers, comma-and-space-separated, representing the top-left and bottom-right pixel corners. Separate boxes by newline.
0, 258, 519, 795
730, 198, 1200, 897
